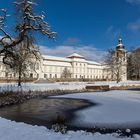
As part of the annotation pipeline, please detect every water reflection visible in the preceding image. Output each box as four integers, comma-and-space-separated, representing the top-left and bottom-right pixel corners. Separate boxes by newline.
0, 97, 95, 128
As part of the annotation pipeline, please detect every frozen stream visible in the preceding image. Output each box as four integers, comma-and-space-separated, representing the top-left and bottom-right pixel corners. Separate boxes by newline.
57, 90, 140, 129
0, 90, 140, 134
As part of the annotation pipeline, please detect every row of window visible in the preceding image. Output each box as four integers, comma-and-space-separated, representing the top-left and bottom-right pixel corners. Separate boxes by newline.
44, 63, 87, 73
73, 68, 102, 74
4, 72, 38, 79
44, 66, 71, 73
75, 75, 103, 79
75, 63, 86, 67
43, 74, 103, 79
44, 74, 58, 79
44, 66, 102, 74
88, 69, 102, 74
0, 63, 40, 71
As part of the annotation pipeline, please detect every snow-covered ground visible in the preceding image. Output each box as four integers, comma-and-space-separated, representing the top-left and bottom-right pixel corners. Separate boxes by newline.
0, 82, 86, 92
0, 82, 140, 140
56, 90, 140, 128
0, 117, 139, 140
0, 80, 140, 92
94, 81, 140, 88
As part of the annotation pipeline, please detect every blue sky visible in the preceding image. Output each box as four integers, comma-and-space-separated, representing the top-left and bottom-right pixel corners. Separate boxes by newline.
1, 0, 140, 61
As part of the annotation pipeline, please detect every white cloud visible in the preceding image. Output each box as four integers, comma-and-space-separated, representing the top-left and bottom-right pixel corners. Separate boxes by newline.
127, 19, 140, 32
126, 0, 140, 5
39, 45, 106, 62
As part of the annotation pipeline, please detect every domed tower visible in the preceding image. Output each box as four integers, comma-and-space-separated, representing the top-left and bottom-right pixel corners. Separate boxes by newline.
115, 37, 127, 81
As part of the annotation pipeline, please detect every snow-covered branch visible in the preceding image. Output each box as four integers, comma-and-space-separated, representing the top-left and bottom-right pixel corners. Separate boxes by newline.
0, 9, 6, 28
0, 0, 56, 86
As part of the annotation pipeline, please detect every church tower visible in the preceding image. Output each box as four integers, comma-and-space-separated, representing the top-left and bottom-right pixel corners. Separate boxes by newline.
115, 37, 127, 81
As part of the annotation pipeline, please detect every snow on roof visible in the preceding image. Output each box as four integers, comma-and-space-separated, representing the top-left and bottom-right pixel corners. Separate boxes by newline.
67, 53, 84, 58
87, 60, 101, 65
42, 54, 101, 66
43, 61, 71, 67
117, 43, 123, 46
42, 55, 71, 62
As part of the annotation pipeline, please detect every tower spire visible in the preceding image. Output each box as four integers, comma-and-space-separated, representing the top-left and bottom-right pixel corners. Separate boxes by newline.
118, 36, 122, 44
114, 37, 127, 81
116, 36, 124, 50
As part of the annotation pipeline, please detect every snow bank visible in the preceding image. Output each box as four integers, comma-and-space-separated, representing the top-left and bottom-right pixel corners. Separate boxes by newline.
0, 82, 86, 92
0, 117, 139, 140
0, 81, 140, 92
94, 81, 140, 88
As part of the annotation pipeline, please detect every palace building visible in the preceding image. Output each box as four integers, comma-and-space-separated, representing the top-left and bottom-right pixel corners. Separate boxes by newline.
0, 38, 127, 82
38, 53, 105, 80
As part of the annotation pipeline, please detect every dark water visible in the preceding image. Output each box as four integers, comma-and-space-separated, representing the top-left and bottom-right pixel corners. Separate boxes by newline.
128, 88, 140, 91
0, 97, 95, 128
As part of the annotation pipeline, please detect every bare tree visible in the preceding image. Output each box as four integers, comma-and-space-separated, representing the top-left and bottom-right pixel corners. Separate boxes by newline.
5, 42, 40, 86
0, 0, 56, 86
61, 67, 72, 79
127, 48, 140, 80
105, 48, 127, 83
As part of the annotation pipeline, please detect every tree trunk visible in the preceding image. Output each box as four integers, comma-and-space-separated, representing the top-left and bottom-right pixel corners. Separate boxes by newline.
18, 69, 22, 87
116, 70, 120, 83
117, 78, 119, 83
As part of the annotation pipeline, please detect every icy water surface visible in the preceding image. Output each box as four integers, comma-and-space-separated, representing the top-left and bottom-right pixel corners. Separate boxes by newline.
0, 97, 94, 128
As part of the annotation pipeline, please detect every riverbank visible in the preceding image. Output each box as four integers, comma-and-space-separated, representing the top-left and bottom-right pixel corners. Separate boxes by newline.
0, 88, 88, 107
0, 81, 140, 107
0, 117, 139, 140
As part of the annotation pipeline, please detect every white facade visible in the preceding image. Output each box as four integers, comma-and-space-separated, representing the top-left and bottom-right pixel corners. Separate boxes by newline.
0, 53, 106, 80
38, 53, 105, 80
